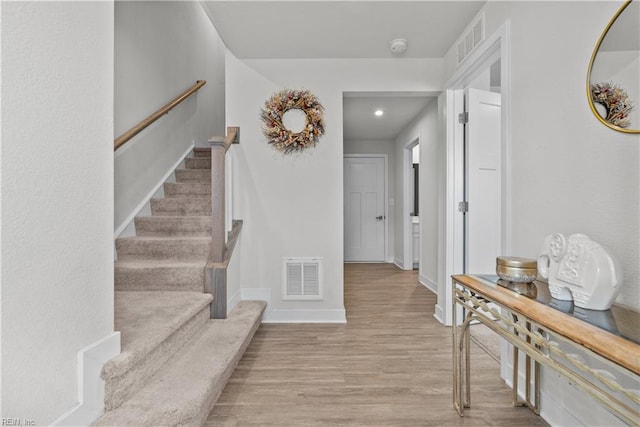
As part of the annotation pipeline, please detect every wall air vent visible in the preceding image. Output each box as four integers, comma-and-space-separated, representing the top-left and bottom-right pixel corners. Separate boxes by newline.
456, 11, 485, 66
283, 257, 323, 300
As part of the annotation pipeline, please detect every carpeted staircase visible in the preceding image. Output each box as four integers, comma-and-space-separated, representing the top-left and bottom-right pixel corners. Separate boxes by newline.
95, 147, 265, 426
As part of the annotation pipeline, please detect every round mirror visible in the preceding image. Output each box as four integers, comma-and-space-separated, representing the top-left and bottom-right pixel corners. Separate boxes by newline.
587, 0, 640, 134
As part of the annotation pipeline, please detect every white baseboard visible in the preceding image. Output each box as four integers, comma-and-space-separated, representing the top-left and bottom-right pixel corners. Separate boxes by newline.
51, 332, 121, 426
419, 273, 437, 294
240, 288, 272, 306
114, 144, 194, 239
434, 304, 446, 325
235, 288, 345, 323
227, 288, 242, 313
263, 309, 347, 323
393, 257, 404, 270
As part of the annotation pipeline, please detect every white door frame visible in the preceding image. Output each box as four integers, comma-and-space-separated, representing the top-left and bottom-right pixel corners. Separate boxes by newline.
437, 20, 512, 326
344, 154, 389, 262
402, 137, 420, 271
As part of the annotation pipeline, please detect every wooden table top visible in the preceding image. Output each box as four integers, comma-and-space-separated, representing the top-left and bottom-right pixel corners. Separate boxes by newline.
452, 274, 640, 376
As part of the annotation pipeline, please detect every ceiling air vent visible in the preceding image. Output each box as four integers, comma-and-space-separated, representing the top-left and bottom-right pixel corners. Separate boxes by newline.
283, 257, 323, 300
456, 11, 485, 66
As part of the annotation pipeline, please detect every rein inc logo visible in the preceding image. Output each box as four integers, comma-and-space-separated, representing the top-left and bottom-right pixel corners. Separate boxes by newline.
2, 419, 35, 426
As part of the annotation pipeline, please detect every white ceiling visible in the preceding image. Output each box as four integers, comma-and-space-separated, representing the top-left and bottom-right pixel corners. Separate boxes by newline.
203, 1, 485, 59
203, 1, 485, 139
343, 93, 436, 140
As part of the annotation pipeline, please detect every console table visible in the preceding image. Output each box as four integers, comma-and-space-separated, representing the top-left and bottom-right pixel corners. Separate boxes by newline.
452, 274, 640, 425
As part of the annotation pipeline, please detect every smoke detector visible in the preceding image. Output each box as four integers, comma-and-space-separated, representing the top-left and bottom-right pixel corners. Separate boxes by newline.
389, 38, 408, 54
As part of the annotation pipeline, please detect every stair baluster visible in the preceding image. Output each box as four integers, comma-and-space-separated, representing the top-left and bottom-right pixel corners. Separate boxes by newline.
206, 126, 240, 319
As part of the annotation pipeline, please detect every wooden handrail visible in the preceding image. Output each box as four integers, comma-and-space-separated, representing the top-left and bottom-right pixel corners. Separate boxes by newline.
114, 80, 207, 151
208, 126, 239, 153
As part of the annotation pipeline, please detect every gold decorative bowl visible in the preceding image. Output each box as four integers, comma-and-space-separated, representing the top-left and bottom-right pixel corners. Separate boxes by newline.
496, 256, 537, 283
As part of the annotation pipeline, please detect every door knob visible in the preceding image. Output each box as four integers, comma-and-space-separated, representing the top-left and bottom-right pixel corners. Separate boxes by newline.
376, 215, 385, 220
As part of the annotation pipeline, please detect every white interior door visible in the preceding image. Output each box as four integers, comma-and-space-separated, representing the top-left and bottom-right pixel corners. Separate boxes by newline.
465, 88, 502, 274
344, 156, 385, 262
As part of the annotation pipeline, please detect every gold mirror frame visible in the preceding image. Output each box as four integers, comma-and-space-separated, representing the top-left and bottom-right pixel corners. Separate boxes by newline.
586, 0, 639, 134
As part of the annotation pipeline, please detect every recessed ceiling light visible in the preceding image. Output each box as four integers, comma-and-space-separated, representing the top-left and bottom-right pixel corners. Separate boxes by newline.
374, 109, 384, 117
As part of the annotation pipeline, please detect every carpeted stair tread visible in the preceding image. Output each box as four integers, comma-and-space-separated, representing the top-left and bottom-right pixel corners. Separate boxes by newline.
150, 198, 211, 216
175, 168, 211, 182
115, 260, 205, 292
115, 236, 211, 261
94, 301, 266, 427
184, 157, 211, 169
135, 216, 212, 237
102, 292, 214, 410
164, 182, 211, 198
193, 147, 212, 158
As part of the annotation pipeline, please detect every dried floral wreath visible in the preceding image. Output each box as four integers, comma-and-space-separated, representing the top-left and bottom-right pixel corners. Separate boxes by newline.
591, 81, 635, 128
260, 89, 325, 154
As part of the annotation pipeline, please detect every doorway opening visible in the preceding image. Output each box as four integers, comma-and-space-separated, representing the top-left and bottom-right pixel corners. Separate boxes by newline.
342, 92, 438, 266
403, 138, 420, 271
438, 22, 511, 327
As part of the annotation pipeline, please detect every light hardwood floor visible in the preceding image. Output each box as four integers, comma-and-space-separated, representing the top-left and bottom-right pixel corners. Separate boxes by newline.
205, 263, 548, 426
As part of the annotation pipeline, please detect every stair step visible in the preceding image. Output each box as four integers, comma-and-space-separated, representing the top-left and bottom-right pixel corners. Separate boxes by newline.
135, 216, 211, 237
102, 291, 214, 411
115, 260, 205, 292
175, 168, 211, 183
95, 301, 266, 426
164, 182, 211, 198
116, 236, 210, 261
185, 157, 211, 169
150, 198, 211, 216
193, 147, 212, 158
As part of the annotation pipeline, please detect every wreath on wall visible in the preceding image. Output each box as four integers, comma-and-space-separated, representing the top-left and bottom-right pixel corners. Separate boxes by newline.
260, 89, 325, 154
591, 81, 635, 128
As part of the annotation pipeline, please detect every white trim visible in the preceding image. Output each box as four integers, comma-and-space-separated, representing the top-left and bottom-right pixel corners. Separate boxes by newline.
402, 137, 420, 271
51, 332, 121, 426
442, 20, 511, 327
434, 304, 446, 325
393, 257, 405, 270
263, 309, 347, 324
240, 288, 272, 306
227, 288, 242, 314
419, 273, 437, 295
343, 154, 388, 263
240, 288, 345, 323
113, 143, 194, 239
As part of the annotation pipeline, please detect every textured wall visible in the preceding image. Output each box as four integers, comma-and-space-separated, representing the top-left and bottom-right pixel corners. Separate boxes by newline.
1, 2, 114, 424
441, 2, 639, 425
394, 100, 439, 283
114, 1, 226, 231
226, 56, 444, 321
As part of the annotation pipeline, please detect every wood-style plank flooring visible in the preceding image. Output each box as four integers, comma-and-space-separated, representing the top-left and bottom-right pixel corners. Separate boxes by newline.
205, 263, 548, 426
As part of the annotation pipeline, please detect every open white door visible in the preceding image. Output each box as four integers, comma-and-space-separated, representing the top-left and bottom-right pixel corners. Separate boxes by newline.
464, 88, 502, 274
344, 156, 386, 262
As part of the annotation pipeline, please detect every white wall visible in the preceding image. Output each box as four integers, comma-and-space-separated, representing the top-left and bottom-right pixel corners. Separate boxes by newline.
475, 1, 639, 310
1, 2, 114, 424
394, 100, 440, 286
114, 1, 227, 231
442, 2, 639, 425
226, 56, 443, 322
344, 139, 396, 262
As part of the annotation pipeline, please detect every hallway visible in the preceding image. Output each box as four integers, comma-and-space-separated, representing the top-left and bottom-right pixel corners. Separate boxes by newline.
206, 263, 548, 426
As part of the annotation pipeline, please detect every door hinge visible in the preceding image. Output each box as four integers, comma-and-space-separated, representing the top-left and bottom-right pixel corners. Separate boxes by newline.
458, 112, 469, 124
458, 201, 469, 213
